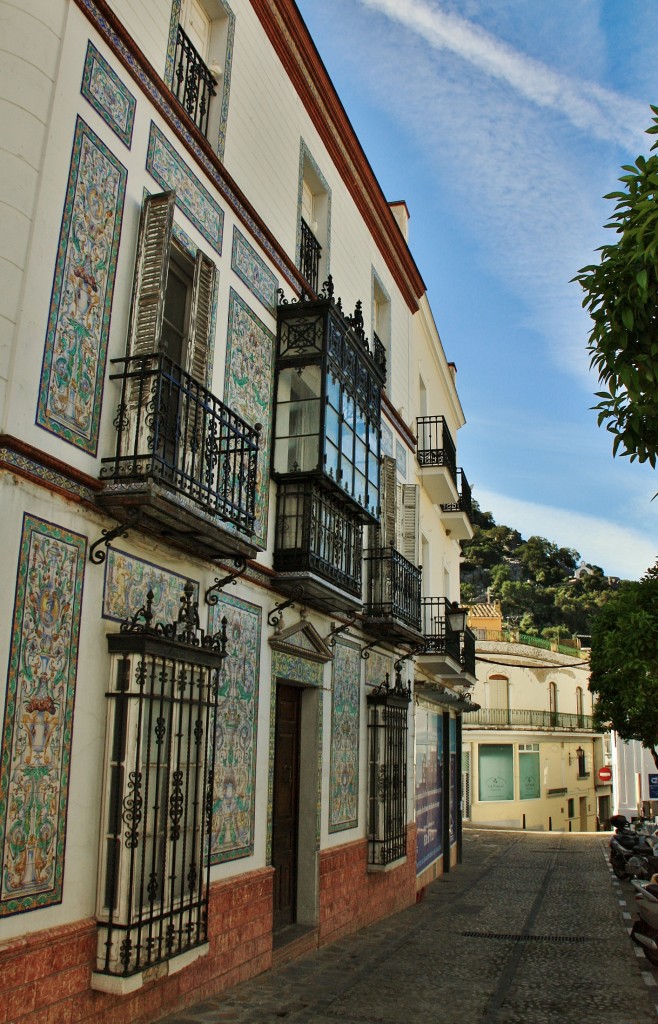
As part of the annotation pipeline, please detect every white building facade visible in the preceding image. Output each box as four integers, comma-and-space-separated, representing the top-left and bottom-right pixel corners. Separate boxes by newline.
0, 0, 475, 1019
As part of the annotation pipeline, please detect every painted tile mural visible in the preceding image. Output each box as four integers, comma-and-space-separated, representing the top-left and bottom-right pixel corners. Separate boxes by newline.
0, 515, 86, 917
365, 649, 393, 690
102, 549, 198, 624
225, 290, 275, 548
329, 640, 361, 832
81, 41, 135, 147
208, 595, 261, 863
231, 227, 278, 313
147, 122, 224, 254
36, 117, 126, 454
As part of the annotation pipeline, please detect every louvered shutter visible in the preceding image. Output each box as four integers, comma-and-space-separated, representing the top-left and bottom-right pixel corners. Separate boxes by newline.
127, 191, 175, 360
187, 251, 216, 386
375, 455, 397, 549
399, 484, 419, 564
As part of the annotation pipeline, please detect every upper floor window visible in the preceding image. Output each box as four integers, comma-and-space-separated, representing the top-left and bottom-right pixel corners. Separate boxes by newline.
168, 0, 234, 153
297, 145, 330, 293
372, 274, 390, 380
375, 455, 418, 565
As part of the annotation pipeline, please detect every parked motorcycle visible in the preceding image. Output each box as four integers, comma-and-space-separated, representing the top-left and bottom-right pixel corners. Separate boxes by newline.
609, 815, 658, 880
631, 876, 658, 967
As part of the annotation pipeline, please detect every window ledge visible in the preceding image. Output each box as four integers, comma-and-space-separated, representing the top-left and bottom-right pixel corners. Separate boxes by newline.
91, 942, 209, 995
367, 855, 407, 874
577, 772, 590, 779
547, 787, 567, 796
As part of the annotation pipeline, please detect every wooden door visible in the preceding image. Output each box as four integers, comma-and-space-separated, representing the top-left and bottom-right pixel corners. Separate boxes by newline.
272, 684, 301, 930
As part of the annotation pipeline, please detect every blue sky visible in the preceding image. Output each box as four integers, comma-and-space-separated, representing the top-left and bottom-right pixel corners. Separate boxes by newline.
295, 0, 658, 579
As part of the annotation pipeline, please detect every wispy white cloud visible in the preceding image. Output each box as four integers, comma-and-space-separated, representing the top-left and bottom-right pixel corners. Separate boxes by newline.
358, 0, 645, 149
475, 487, 657, 580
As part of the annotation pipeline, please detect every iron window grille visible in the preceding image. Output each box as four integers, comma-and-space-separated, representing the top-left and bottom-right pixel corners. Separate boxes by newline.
299, 218, 322, 293
367, 671, 411, 868
173, 24, 217, 137
273, 479, 363, 596
96, 583, 227, 979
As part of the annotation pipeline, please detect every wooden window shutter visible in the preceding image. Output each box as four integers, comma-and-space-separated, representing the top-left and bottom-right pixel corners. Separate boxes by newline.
127, 191, 175, 360
399, 484, 419, 564
187, 251, 216, 386
375, 455, 397, 549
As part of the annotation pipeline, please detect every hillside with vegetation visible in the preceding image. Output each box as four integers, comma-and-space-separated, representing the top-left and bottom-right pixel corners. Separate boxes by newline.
460, 502, 623, 640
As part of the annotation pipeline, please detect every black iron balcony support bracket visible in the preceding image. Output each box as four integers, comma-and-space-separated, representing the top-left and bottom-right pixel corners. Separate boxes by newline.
205, 555, 248, 605
324, 612, 357, 647
268, 586, 305, 629
394, 643, 425, 672
89, 509, 142, 565
360, 639, 381, 660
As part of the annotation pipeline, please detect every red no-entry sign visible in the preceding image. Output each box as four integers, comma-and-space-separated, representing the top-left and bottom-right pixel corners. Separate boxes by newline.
598, 766, 613, 783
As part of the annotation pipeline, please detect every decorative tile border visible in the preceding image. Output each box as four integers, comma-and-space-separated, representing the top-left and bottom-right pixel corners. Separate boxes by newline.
81, 41, 135, 147
231, 227, 278, 314
147, 122, 224, 254
36, 116, 126, 454
0, 446, 96, 502
224, 290, 275, 548
102, 548, 198, 623
0, 515, 86, 917
208, 595, 261, 864
73, 0, 301, 292
329, 639, 360, 833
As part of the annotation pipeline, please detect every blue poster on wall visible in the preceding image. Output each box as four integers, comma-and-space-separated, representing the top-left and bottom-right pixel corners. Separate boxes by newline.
449, 716, 457, 845
415, 708, 443, 872
649, 774, 658, 800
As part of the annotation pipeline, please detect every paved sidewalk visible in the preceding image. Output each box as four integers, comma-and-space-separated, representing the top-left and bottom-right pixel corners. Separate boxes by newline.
158, 829, 658, 1024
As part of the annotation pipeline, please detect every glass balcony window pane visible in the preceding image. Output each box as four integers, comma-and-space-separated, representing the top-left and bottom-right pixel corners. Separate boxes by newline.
326, 404, 340, 446
355, 470, 366, 506
342, 391, 355, 425
326, 372, 340, 409
355, 437, 367, 473
356, 407, 367, 441
325, 440, 339, 479
341, 425, 354, 460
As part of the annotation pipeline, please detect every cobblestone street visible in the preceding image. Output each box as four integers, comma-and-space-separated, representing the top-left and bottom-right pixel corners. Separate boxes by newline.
157, 829, 658, 1024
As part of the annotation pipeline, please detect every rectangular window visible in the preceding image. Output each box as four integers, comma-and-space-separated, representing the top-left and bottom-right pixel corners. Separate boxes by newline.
95, 595, 227, 980
519, 749, 540, 799
367, 687, 410, 867
478, 744, 514, 802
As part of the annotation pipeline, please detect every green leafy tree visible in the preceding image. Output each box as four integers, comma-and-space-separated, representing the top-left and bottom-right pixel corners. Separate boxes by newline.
589, 570, 658, 766
574, 107, 658, 465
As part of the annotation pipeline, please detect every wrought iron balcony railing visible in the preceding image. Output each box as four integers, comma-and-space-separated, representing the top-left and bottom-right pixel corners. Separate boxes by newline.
421, 597, 476, 677
273, 479, 363, 597
172, 24, 217, 137
440, 467, 472, 518
101, 352, 260, 535
463, 708, 594, 731
416, 415, 457, 484
363, 546, 422, 634
299, 218, 322, 293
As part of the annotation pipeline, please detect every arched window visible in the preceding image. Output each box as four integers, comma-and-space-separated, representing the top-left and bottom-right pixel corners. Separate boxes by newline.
488, 674, 509, 724
549, 681, 558, 726
576, 686, 584, 727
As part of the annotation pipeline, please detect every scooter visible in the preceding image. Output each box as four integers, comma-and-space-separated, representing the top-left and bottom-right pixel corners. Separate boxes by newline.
609, 816, 658, 880
631, 875, 658, 966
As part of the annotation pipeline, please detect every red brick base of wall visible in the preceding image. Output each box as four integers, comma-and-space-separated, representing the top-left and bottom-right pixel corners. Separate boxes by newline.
0, 867, 273, 1024
318, 826, 417, 947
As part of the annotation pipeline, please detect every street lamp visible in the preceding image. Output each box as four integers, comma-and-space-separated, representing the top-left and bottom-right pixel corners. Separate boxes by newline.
446, 601, 467, 633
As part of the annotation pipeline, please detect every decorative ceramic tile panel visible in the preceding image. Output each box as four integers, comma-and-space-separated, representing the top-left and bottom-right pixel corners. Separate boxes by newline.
365, 649, 393, 690
381, 421, 394, 458
146, 122, 224, 254
329, 640, 360, 833
102, 549, 198, 623
231, 227, 278, 313
0, 447, 96, 502
36, 117, 126, 454
224, 290, 275, 548
81, 41, 135, 147
0, 515, 86, 917
271, 650, 323, 689
396, 439, 408, 479
208, 595, 261, 864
